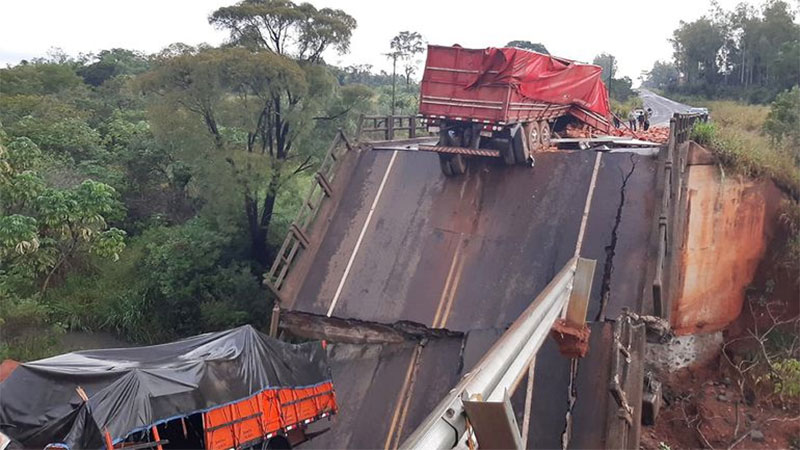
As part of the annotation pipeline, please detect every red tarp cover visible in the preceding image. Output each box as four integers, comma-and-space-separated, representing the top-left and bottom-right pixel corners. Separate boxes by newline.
467, 47, 611, 117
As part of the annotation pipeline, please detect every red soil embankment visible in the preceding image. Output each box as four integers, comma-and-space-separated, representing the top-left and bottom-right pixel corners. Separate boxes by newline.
671, 142, 783, 335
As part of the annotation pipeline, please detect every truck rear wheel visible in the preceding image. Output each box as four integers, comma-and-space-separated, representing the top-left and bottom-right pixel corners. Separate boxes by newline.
539, 121, 551, 149
449, 154, 467, 175
525, 122, 541, 154
511, 123, 528, 164
439, 153, 454, 177
438, 153, 466, 176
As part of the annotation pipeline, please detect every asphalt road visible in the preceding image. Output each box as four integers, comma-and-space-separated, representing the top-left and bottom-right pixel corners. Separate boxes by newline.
639, 88, 693, 126
291, 145, 660, 448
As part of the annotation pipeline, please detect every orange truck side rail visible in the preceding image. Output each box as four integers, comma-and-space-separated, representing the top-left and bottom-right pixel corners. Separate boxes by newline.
203, 382, 337, 450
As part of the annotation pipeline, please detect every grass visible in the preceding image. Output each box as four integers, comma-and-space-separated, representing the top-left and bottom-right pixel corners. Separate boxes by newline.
690, 100, 800, 202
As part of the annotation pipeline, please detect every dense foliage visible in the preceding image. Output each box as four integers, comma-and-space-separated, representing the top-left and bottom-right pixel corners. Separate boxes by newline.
643, 0, 799, 103
0, 0, 408, 360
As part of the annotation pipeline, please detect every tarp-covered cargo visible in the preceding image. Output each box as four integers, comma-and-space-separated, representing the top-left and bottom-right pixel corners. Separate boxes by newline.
419, 45, 611, 128
466, 47, 611, 116
0, 325, 335, 449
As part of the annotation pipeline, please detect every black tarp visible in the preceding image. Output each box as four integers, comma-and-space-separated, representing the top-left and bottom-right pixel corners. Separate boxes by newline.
0, 325, 331, 449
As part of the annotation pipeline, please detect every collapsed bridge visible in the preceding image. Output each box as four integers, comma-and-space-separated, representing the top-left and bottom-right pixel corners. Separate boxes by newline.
265, 107, 706, 448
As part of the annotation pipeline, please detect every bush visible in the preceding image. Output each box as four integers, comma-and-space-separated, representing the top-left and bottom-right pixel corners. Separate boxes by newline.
690, 121, 717, 145
44, 219, 270, 344
763, 86, 800, 164
137, 220, 269, 340
772, 358, 800, 400
0, 295, 63, 361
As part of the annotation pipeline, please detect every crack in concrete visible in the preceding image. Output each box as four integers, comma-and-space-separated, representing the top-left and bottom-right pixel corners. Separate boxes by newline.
561, 155, 638, 449
560, 358, 580, 450
595, 155, 638, 322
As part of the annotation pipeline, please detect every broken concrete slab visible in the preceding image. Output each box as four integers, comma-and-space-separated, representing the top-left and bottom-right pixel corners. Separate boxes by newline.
645, 332, 723, 373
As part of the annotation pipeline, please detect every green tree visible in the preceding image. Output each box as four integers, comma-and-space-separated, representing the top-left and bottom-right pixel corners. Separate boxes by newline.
209, 0, 356, 62
12, 115, 105, 162
390, 31, 425, 84
139, 47, 229, 150
0, 62, 82, 96
592, 53, 634, 102
141, 46, 338, 265
609, 76, 635, 102
505, 40, 549, 54
665, 0, 798, 100
77, 48, 150, 87
0, 137, 126, 295
593, 53, 617, 80
671, 17, 726, 88
643, 61, 679, 91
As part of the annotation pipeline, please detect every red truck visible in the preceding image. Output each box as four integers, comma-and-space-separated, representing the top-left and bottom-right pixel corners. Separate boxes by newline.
418, 45, 613, 175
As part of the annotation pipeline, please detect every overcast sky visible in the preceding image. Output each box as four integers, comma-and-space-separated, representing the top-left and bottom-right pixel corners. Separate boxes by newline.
1, 0, 765, 83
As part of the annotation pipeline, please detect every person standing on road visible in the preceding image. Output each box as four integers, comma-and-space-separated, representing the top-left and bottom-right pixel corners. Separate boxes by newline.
637, 110, 645, 130
644, 107, 652, 131
628, 110, 637, 131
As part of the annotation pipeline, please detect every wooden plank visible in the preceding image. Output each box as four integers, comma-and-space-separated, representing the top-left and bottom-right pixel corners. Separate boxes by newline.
315, 172, 333, 197
290, 223, 310, 249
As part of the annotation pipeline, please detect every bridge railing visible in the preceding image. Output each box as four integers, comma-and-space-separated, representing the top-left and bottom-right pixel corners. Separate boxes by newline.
401, 257, 596, 449
265, 129, 354, 297
605, 312, 646, 448
265, 116, 431, 302
357, 114, 427, 141
652, 112, 708, 319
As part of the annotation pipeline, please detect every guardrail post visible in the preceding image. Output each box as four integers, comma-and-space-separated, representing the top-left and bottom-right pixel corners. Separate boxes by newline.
356, 114, 365, 140
565, 258, 596, 327
408, 116, 416, 138
269, 303, 281, 337
386, 115, 394, 140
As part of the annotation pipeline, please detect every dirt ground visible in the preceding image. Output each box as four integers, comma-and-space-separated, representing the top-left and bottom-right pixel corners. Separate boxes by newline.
641, 295, 799, 450
640, 360, 799, 450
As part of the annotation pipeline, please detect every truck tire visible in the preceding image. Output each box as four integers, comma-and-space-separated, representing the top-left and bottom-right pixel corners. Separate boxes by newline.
449, 154, 467, 175
439, 153, 455, 177
524, 121, 541, 154
539, 121, 551, 149
511, 123, 528, 164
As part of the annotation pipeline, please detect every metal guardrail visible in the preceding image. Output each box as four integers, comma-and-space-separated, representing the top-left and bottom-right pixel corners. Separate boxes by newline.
357, 114, 427, 141
265, 129, 353, 295
401, 257, 596, 450
652, 112, 708, 319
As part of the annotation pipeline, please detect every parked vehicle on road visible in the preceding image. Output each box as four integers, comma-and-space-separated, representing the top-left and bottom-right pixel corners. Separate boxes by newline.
686, 107, 710, 120
418, 45, 613, 175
